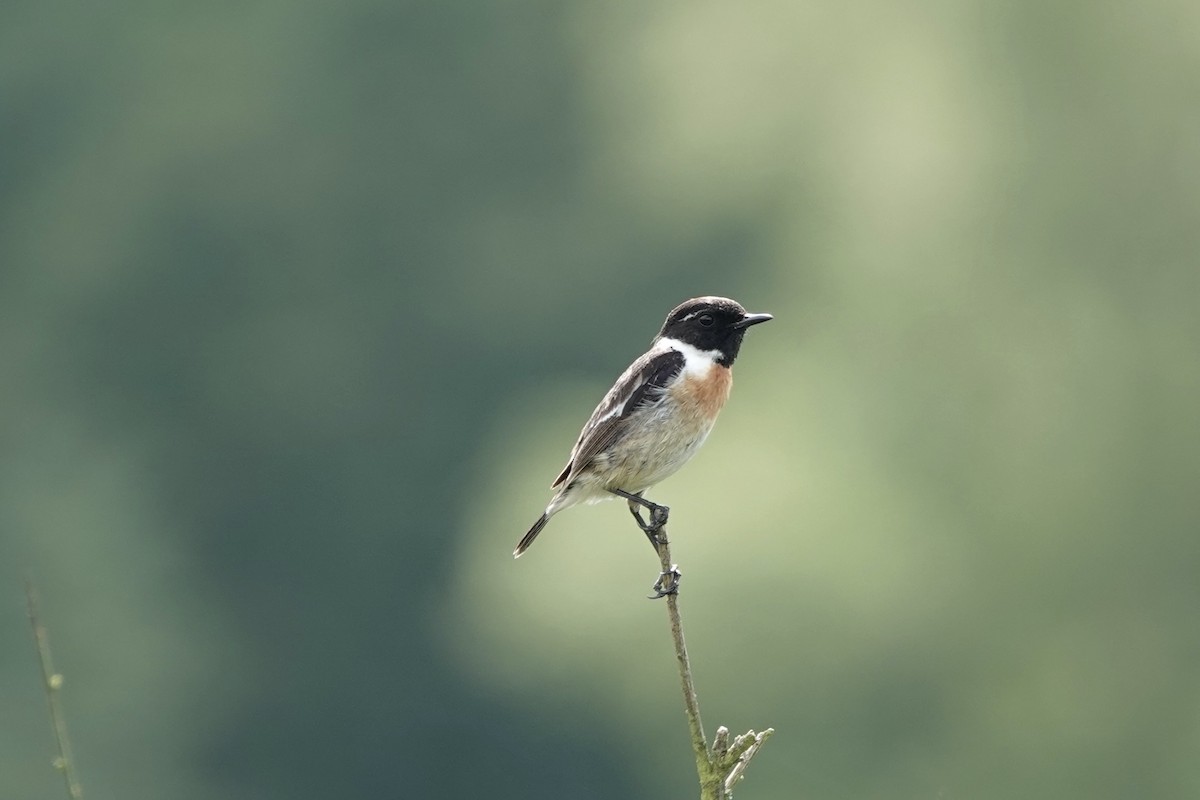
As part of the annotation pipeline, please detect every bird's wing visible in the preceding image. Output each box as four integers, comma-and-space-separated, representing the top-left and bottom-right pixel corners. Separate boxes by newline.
551, 347, 686, 489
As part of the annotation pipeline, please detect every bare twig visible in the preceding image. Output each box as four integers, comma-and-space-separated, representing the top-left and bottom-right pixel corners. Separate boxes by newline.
723, 728, 774, 795
25, 577, 84, 800
652, 528, 773, 799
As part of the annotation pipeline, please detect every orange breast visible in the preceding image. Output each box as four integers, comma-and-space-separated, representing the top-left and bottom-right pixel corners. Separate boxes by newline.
679, 364, 732, 418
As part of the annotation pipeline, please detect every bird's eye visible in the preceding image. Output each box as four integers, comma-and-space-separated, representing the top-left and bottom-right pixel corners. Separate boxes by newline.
697, 313, 715, 327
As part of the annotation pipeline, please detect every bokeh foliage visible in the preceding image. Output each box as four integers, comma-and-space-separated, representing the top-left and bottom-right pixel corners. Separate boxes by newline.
2, 2, 1198, 799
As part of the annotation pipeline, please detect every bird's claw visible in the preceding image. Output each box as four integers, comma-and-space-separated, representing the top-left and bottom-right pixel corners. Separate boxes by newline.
649, 504, 670, 530
631, 504, 669, 534
647, 528, 666, 551
627, 498, 671, 553
648, 565, 682, 599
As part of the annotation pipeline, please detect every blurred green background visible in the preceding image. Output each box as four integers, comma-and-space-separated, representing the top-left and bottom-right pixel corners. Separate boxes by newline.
3, 2, 1198, 798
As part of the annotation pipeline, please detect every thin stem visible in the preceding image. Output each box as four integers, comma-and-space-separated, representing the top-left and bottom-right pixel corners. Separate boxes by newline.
649, 523, 774, 798
25, 578, 83, 800
654, 529, 723, 799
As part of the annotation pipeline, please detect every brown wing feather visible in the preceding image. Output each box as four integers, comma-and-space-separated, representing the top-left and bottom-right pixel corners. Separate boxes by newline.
551, 348, 685, 489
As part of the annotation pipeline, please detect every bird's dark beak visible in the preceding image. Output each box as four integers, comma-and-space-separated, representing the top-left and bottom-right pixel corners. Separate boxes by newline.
732, 312, 773, 329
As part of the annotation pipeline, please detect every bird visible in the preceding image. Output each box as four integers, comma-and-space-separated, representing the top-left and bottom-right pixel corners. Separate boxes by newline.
513, 296, 772, 562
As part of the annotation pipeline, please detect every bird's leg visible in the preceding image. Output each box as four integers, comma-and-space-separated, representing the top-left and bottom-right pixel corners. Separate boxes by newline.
608, 488, 670, 550
607, 488, 681, 599
609, 488, 670, 529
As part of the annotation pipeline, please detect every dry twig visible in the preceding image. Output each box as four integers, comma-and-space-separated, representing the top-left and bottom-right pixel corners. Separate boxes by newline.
651, 528, 773, 799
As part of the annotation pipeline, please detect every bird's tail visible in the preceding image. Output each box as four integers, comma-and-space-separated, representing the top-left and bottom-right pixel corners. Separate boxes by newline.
513, 513, 550, 558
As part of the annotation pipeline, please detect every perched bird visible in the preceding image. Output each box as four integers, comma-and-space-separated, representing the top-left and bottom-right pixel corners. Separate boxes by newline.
514, 296, 772, 559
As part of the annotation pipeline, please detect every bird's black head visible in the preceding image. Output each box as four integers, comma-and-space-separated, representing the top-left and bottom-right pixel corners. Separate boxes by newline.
657, 296, 773, 366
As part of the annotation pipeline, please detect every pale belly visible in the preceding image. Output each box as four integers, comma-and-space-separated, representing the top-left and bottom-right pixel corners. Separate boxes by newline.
593, 396, 718, 493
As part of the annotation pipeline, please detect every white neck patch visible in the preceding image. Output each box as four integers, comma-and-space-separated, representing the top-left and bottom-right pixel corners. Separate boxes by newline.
656, 337, 720, 377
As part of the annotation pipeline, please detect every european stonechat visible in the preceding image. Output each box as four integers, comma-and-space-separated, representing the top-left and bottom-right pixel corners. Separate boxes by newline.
514, 296, 772, 561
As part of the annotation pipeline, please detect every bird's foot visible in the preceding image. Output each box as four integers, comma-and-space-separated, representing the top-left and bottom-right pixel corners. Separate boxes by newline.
632, 505, 670, 552
648, 565, 682, 599
632, 502, 669, 533
609, 489, 671, 553
625, 496, 669, 532
648, 503, 669, 530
